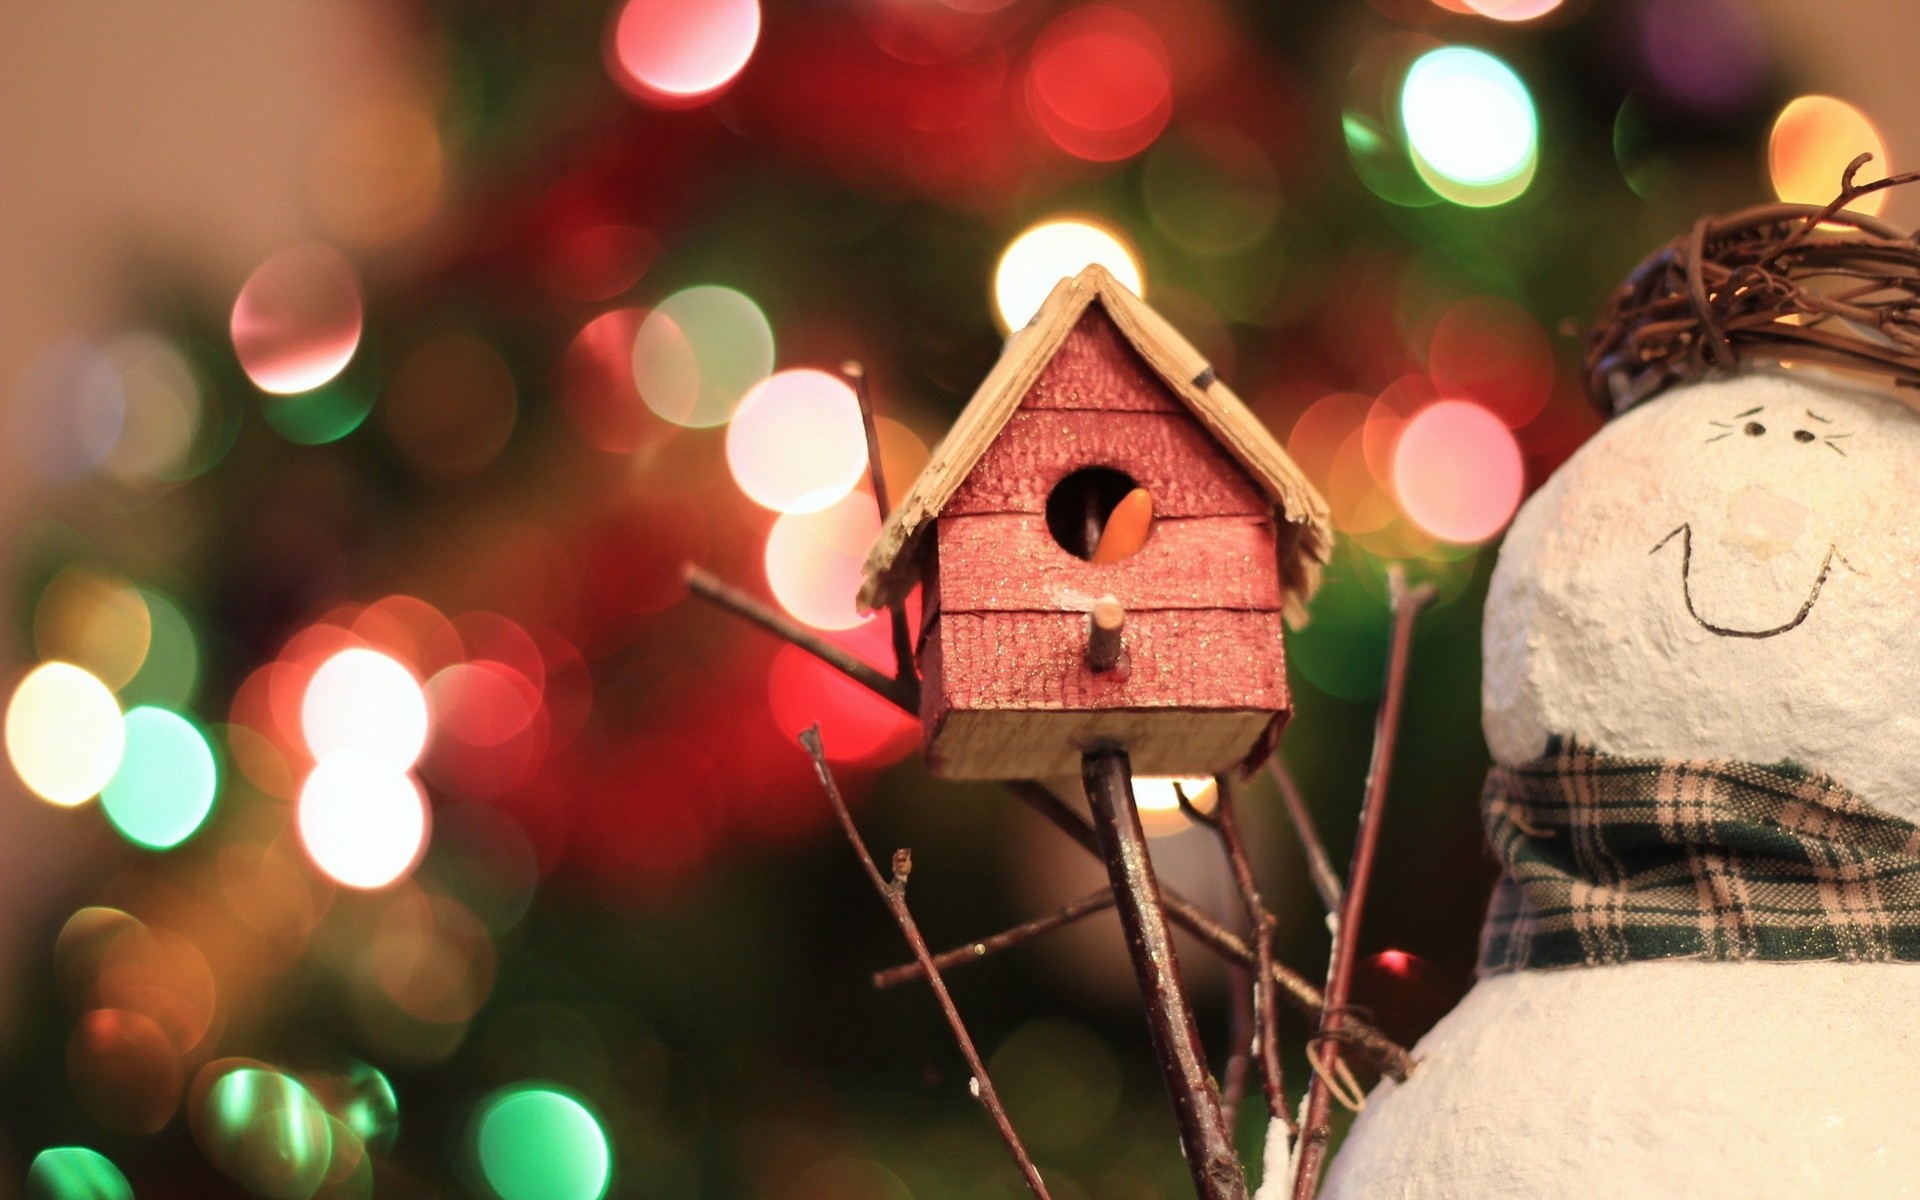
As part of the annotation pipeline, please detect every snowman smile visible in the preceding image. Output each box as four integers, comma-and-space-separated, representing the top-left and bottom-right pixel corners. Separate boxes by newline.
1651, 523, 1843, 639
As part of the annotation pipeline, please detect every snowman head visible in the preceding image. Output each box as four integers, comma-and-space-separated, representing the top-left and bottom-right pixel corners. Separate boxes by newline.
1483, 369, 1920, 818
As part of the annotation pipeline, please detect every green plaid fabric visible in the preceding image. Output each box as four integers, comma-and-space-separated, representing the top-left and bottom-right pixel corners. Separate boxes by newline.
1479, 738, 1920, 973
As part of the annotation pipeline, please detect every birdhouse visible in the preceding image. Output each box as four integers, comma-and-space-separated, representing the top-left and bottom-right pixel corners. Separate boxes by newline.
859, 265, 1331, 780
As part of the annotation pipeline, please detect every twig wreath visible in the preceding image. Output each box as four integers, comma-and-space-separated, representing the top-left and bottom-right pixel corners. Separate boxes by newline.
1586, 155, 1920, 415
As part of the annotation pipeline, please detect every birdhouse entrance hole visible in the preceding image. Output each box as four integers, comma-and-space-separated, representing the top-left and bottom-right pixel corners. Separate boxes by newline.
1046, 466, 1147, 561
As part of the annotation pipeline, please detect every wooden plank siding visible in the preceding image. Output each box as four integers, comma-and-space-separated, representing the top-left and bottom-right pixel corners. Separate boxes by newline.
943, 410, 1270, 517
934, 514, 1283, 612
1013, 305, 1184, 412
908, 292, 1296, 779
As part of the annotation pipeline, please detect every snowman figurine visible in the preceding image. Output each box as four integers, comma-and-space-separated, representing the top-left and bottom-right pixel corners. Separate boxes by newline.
1318, 193, 1920, 1199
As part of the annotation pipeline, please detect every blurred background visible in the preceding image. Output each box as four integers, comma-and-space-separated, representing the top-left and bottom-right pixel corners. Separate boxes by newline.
2, 0, 1913, 1196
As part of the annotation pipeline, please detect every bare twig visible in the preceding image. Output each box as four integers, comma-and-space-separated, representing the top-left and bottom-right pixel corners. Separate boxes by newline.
873, 888, 1117, 990
1291, 569, 1436, 1200
684, 563, 919, 711
685, 564, 1415, 1081
1268, 759, 1344, 913
1211, 774, 1292, 1136
800, 726, 1052, 1200
1003, 780, 1411, 1082
1174, 780, 1219, 830
841, 360, 917, 688
1083, 748, 1247, 1200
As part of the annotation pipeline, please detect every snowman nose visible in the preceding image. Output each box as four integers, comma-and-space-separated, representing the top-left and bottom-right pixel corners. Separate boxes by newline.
1724, 484, 1808, 558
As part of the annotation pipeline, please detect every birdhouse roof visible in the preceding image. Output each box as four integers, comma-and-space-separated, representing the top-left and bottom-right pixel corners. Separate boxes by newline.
859, 263, 1333, 614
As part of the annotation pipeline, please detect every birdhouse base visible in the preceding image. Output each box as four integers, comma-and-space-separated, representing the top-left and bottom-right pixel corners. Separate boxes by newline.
916, 604, 1291, 780
923, 708, 1283, 780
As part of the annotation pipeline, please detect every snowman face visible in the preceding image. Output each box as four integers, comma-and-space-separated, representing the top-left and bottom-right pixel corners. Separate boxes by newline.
1483, 371, 1920, 818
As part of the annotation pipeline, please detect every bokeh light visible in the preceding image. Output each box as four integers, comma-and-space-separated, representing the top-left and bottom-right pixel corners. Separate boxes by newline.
1401, 48, 1537, 203
121, 589, 201, 708
308, 1061, 400, 1152
543, 224, 658, 303
726, 369, 868, 513
34, 565, 152, 691
876, 417, 930, 499
1769, 95, 1888, 215
561, 309, 657, 454
198, 1066, 333, 1200
367, 891, 497, 1026
66, 1008, 182, 1134
310, 91, 444, 247
764, 491, 880, 631
382, 334, 518, 479
633, 285, 775, 429
1426, 296, 1553, 428
1391, 400, 1523, 543
767, 637, 917, 764
993, 219, 1144, 332
301, 648, 430, 768
101, 707, 218, 850
298, 754, 430, 890
10, 340, 124, 481
475, 1086, 612, 1200
1132, 776, 1215, 836
259, 372, 379, 445
1026, 8, 1172, 162
102, 333, 202, 487
1637, 0, 1766, 115
608, 0, 761, 106
230, 244, 364, 395
93, 923, 218, 1056
26, 1147, 132, 1200
7, 663, 125, 806
1463, 0, 1561, 19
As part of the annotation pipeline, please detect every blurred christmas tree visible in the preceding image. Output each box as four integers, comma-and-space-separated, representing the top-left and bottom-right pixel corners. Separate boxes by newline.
0, 0, 1870, 1194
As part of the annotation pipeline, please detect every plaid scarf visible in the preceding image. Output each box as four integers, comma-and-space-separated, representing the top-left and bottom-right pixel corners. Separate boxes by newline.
1479, 739, 1920, 974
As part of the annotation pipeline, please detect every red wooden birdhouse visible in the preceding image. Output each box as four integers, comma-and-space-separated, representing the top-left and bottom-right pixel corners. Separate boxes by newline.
859, 265, 1331, 780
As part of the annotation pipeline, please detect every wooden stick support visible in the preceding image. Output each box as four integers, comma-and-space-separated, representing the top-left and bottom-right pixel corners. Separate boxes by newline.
1083, 748, 1249, 1200
1087, 595, 1125, 672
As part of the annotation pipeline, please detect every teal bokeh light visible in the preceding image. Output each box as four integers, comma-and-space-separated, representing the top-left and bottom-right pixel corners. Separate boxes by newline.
476, 1085, 612, 1200
25, 1147, 133, 1200
202, 1067, 333, 1200
101, 706, 218, 849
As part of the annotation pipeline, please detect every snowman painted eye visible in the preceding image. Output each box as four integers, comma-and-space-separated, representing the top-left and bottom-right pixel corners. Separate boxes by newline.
1744, 421, 1766, 437
1794, 429, 1815, 443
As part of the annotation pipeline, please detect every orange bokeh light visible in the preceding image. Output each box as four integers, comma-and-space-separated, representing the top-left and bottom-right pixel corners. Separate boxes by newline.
1769, 95, 1888, 216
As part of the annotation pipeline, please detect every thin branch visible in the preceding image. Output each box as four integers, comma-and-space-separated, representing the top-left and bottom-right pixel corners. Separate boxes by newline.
841, 360, 917, 689
1083, 748, 1247, 1200
1211, 774, 1291, 1135
873, 889, 1117, 990
1003, 780, 1411, 1082
800, 726, 1052, 1200
685, 564, 1412, 1079
1267, 759, 1344, 913
684, 563, 919, 711
1291, 568, 1436, 1200
1174, 780, 1219, 830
